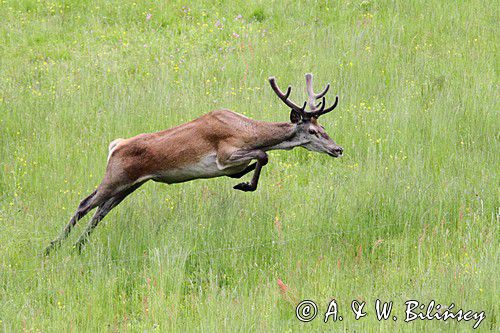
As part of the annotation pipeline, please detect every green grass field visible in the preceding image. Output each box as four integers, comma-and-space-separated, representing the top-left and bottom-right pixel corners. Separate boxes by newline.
0, 0, 498, 331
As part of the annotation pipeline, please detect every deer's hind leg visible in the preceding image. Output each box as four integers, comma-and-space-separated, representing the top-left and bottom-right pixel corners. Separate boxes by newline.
44, 169, 136, 255
74, 181, 146, 252
44, 189, 103, 254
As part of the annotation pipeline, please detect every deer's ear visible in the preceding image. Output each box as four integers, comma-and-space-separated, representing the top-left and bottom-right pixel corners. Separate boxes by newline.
290, 110, 301, 123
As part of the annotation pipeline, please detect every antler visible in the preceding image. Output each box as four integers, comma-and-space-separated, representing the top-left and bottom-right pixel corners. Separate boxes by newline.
268, 77, 307, 115
269, 74, 338, 119
304, 73, 339, 118
305, 73, 329, 109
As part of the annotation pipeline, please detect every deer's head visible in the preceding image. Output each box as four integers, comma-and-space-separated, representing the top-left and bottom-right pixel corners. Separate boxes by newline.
269, 73, 343, 157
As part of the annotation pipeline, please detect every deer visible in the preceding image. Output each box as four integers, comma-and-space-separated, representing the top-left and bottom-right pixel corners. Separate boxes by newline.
44, 73, 343, 254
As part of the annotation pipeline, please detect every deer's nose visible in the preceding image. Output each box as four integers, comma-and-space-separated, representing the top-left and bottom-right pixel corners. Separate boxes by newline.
334, 147, 343, 155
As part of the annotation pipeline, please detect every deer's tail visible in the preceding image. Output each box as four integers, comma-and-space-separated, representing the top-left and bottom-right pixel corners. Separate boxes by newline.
107, 138, 124, 162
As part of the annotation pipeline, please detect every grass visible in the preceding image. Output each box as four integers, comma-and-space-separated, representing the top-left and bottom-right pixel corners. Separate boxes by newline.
0, 0, 498, 331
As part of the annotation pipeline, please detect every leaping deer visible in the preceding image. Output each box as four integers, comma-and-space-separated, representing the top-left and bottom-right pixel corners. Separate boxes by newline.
44, 73, 343, 254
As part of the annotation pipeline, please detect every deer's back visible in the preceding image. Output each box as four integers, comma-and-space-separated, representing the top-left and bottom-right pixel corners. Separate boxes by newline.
105, 109, 257, 182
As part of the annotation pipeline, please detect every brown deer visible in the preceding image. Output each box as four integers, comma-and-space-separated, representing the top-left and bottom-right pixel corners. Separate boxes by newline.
44, 73, 343, 254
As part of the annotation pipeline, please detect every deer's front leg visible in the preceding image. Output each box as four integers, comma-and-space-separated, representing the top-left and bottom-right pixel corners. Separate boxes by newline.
225, 150, 268, 192
227, 162, 257, 179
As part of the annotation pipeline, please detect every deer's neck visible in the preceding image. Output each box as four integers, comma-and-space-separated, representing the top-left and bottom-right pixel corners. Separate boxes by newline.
251, 122, 304, 151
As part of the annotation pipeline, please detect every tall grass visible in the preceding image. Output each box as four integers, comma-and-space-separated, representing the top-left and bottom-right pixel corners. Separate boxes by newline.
0, 0, 498, 331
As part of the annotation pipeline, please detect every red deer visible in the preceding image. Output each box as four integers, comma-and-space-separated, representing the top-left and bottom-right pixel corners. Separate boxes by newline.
44, 73, 343, 254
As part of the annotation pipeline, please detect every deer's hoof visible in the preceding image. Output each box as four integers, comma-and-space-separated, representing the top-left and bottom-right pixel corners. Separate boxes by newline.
233, 182, 255, 192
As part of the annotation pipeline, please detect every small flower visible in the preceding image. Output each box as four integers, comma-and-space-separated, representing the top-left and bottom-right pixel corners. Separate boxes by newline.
146, 13, 152, 20
232, 32, 240, 38
235, 14, 243, 20
215, 20, 223, 30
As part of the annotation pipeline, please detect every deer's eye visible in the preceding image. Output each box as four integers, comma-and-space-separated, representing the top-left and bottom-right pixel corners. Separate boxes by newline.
308, 129, 317, 135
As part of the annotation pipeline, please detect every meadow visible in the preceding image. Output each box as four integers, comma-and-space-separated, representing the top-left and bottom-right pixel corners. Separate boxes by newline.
0, 0, 498, 331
